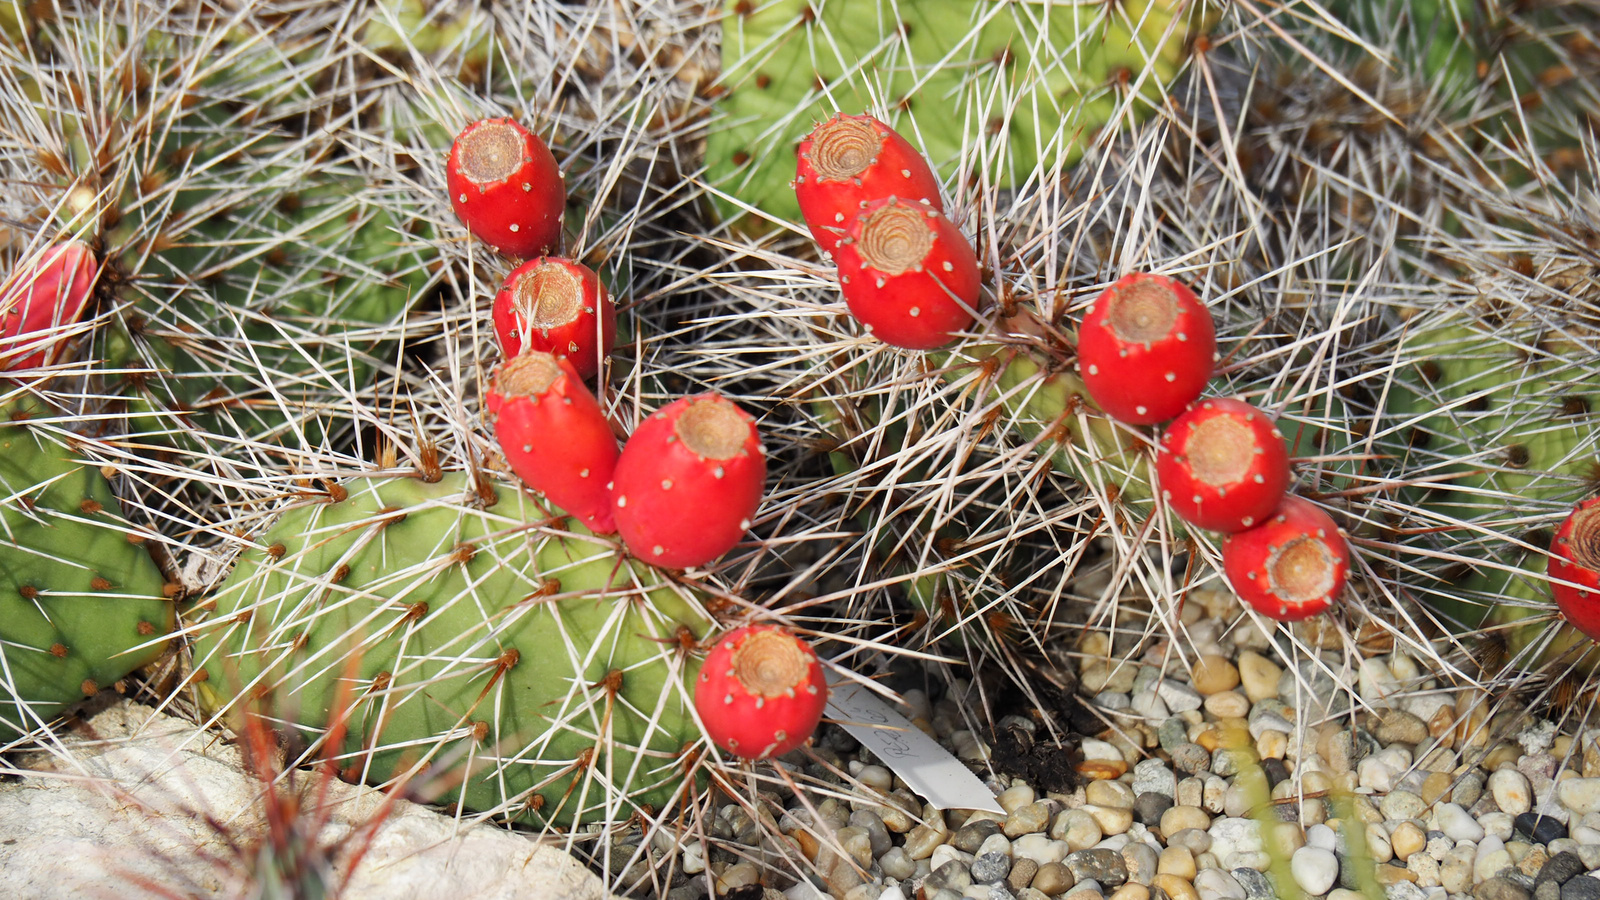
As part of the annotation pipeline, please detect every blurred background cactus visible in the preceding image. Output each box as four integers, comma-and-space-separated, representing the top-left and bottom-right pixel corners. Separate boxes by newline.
1, 0, 1599, 897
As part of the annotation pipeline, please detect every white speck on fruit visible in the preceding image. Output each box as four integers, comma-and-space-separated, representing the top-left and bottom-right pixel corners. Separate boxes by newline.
1254, 474, 1265, 483
739, 518, 751, 530
785, 687, 796, 698
1177, 332, 1188, 341
1191, 494, 1202, 504
841, 275, 850, 284
806, 684, 818, 695
900, 168, 910, 177
616, 496, 627, 508
523, 444, 532, 453
713, 466, 725, 479
1118, 349, 1128, 358
1165, 372, 1175, 382
579, 468, 589, 478
876, 278, 886, 289
568, 341, 578, 353
943, 261, 953, 272
909, 307, 920, 317
661, 479, 672, 490
522, 183, 531, 191
1087, 364, 1098, 375
653, 545, 664, 556
509, 223, 520, 233
458, 193, 467, 203
754, 696, 765, 709
723, 693, 733, 704
1242, 516, 1254, 527
1136, 405, 1148, 416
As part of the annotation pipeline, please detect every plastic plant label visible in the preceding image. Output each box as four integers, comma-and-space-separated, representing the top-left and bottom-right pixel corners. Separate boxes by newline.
825, 678, 1004, 813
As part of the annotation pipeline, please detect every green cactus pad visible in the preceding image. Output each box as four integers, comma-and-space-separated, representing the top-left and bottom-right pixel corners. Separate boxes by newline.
707, 0, 1214, 228
1390, 320, 1600, 660
191, 471, 713, 825
0, 422, 173, 742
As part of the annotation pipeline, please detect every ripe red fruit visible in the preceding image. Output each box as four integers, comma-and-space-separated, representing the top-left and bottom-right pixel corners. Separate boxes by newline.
485, 352, 619, 534
794, 113, 944, 255
1550, 497, 1600, 641
1156, 398, 1292, 533
447, 117, 563, 258
0, 240, 98, 371
1076, 272, 1215, 425
694, 624, 828, 760
610, 393, 765, 568
492, 258, 616, 380
832, 197, 979, 350
1222, 495, 1350, 621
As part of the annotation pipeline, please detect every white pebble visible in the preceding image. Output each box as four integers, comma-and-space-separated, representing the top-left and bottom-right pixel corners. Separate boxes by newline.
1489, 768, 1532, 816
1194, 867, 1247, 900
1306, 823, 1338, 851
1291, 846, 1340, 895
1080, 738, 1123, 761
1558, 777, 1600, 815
1433, 802, 1484, 843
1012, 834, 1069, 865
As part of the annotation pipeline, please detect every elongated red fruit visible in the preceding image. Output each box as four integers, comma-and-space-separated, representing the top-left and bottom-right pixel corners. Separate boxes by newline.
447, 117, 563, 258
1156, 398, 1292, 533
833, 197, 979, 350
485, 352, 618, 534
0, 240, 98, 370
694, 624, 828, 760
492, 258, 616, 380
611, 393, 765, 568
794, 113, 944, 255
1551, 497, 1600, 641
1222, 495, 1350, 621
1077, 272, 1215, 425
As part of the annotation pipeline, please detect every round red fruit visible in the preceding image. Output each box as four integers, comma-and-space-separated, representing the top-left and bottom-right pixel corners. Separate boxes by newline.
794, 113, 944, 255
1551, 497, 1600, 641
833, 197, 979, 350
447, 117, 564, 258
611, 393, 765, 569
1076, 272, 1215, 425
1, 240, 98, 371
492, 258, 616, 380
485, 352, 619, 534
1222, 495, 1350, 621
694, 624, 828, 760
1157, 398, 1292, 533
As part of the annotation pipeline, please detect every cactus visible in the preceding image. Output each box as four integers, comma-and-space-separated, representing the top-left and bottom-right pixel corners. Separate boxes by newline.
190, 469, 714, 826
706, 0, 1217, 227
0, 416, 173, 742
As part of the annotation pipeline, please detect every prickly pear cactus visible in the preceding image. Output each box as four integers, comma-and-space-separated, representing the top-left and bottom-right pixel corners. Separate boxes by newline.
1390, 316, 1600, 667
0, 418, 173, 742
190, 470, 713, 826
707, 0, 1216, 226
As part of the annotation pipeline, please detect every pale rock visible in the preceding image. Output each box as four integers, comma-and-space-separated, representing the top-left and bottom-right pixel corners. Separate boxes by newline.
1489, 768, 1533, 816
0, 702, 612, 900
1433, 802, 1484, 843
1290, 846, 1339, 896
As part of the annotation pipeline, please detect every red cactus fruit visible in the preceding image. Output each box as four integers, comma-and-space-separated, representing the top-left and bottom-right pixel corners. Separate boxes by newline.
1156, 398, 1292, 533
0, 240, 98, 371
1222, 495, 1350, 621
794, 113, 944, 255
610, 393, 765, 568
694, 624, 828, 760
1076, 272, 1216, 425
832, 197, 979, 350
1551, 497, 1600, 641
485, 352, 619, 534
492, 258, 616, 380
447, 117, 564, 258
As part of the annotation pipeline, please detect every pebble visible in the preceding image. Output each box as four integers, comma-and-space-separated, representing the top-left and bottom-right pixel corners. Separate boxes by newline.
1133, 760, 1178, 799
1031, 861, 1074, 896
1064, 849, 1127, 886
1561, 875, 1600, 900
1236, 652, 1281, 702
1439, 802, 1488, 842
1193, 868, 1246, 900
1492, 770, 1535, 817
1054, 810, 1102, 851
1191, 655, 1241, 695
1291, 846, 1339, 895
1558, 779, 1600, 816
1135, 793, 1174, 827
1014, 835, 1070, 866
